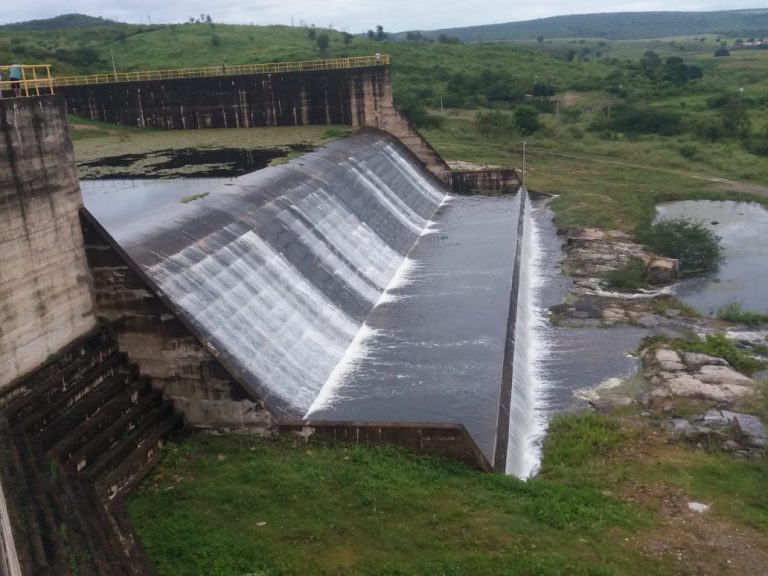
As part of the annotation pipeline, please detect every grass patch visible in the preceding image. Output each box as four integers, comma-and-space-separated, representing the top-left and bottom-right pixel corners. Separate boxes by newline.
127, 430, 659, 576
126, 410, 768, 575
716, 301, 768, 327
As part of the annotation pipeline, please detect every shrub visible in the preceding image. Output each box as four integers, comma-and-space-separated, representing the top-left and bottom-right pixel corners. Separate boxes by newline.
716, 302, 768, 327
639, 218, 722, 273
603, 257, 648, 290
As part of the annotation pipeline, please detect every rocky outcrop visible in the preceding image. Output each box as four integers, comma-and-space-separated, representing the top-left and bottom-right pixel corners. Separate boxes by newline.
642, 346, 754, 403
668, 409, 767, 456
565, 228, 649, 277
564, 227, 678, 282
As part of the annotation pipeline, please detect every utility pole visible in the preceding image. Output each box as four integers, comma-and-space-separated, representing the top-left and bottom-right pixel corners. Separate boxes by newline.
110, 50, 117, 81
521, 138, 526, 190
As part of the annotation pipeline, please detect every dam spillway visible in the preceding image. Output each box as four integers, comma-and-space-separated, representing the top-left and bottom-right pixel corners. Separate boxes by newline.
82, 130, 528, 467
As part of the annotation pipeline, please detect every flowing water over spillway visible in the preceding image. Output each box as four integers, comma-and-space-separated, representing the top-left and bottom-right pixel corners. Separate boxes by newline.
82, 131, 535, 468
81, 132, 653, 476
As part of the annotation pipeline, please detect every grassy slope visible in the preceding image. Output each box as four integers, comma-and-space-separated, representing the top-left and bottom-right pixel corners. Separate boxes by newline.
126, 413, 768, 575
45, 22, 768, 233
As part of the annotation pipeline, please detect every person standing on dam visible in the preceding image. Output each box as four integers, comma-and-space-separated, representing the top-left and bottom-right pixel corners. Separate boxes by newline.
9, 61, 22, 97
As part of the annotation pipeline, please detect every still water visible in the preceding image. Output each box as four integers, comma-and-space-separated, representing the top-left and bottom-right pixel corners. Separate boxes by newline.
656, 200, 768, 314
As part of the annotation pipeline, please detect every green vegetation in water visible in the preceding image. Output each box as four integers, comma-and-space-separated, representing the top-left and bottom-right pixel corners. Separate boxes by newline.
637, 218, 722, 273
716, 301, 768, 327
603, 257, 649, 290
648, 295, 700, 318
180, 192, 209, 203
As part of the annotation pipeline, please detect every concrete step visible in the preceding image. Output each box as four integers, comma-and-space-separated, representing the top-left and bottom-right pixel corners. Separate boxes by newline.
84, 402, 177, 484
98, 411, 184, 502
64, 391, 164, 476
47, 376, 152, 458
36, 372, 140, 450
7, 347, 122, 428
17, 352, 130, 434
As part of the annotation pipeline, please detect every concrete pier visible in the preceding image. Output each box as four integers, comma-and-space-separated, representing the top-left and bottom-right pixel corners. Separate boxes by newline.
0, 96, 97, 390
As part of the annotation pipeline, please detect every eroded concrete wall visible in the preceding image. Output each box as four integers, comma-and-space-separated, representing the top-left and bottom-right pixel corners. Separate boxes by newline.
58, 65, 453, 183
0, 97, 96, 389
80, 213, 270, 430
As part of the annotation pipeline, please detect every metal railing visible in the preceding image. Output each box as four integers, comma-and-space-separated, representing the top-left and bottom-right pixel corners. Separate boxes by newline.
53, 54, 390, 87
0, 65, 55, 98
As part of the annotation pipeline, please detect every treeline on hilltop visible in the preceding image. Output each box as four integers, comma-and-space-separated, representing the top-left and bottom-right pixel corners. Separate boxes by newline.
0, 14, 118, 31
407, 10, 768, 42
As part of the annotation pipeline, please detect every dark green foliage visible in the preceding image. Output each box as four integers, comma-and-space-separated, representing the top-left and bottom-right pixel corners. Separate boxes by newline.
716, 302, 768, 327
437, 34, 461, 45
396, 93, 443, 129
591, 105, 682, 136
603, 257, 648, 290
210, 34, 221, 48
714, 46, 731, 57
307, 26, 316, 40
342, 32, 353, 45
638, 218, 722, 273
513, 105, 542, 136
316, 34, 330, 53
475, 110, 515, 137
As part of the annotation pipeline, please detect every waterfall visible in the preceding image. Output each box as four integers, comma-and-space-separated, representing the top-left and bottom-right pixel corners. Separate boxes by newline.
97, 131, 446, 418
505, 190, 549, 478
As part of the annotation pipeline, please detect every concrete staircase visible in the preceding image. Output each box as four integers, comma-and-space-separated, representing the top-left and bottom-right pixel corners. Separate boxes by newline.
0, 327, 183, 575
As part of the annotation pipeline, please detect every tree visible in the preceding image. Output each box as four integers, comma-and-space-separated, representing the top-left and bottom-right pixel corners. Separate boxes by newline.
537, 35, 544, 42
513, 105, 542, 136
639, 218, 722, 273
640, 50, 662, 77
367, 29, 375, 40
342, 32, 353, 45
375, 25, 387, 41
714, 46, 730, 57
316, 33, 330, 53
307, 25, 316, 40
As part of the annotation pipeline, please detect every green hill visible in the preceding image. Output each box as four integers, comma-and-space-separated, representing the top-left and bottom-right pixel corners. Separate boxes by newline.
0, 13, 119, 31
401, 9, 768, 41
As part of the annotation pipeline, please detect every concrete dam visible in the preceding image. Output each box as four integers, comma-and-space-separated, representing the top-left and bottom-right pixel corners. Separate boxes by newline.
83, 130, 534, 473
0, 73, 534, 572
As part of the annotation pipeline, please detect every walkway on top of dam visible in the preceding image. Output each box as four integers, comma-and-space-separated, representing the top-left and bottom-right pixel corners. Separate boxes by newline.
53, 54, 390, 87
81, 129, 521, 465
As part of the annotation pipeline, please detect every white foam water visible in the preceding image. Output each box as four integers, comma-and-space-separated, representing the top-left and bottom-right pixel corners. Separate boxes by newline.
506, 193, 550, 479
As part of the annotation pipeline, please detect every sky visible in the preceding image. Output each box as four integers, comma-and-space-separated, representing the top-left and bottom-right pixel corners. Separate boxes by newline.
0, 0, 763, 32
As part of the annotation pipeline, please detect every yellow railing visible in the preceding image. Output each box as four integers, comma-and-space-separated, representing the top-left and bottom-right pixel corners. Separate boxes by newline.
0, 65, 55, 97
53, 54, 390, 87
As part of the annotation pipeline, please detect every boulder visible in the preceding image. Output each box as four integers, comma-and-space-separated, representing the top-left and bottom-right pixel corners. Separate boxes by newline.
693, 365, 753, 388
646, 257, 679, 284
682, 352, 730, 369
654, 349, 686, 372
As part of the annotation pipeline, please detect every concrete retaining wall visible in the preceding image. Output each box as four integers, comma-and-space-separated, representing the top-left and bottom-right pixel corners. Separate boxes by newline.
80, 212, 270, 431
278, 421, 492, 471
57, 65, 453, 184
0, 96, 97, 390
449, 169, 521, 194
